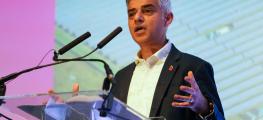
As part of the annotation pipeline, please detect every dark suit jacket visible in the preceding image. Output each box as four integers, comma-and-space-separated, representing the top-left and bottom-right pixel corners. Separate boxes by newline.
112, 45, 225, 120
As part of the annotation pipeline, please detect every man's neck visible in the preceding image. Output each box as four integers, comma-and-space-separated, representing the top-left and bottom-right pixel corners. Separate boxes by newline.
139, 41, 167, 60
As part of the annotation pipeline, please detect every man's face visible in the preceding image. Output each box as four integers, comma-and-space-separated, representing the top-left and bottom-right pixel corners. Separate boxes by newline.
127, 0, 168, 46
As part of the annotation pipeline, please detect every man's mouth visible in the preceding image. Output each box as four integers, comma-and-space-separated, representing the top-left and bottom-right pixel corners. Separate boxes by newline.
134, 26, 145, 33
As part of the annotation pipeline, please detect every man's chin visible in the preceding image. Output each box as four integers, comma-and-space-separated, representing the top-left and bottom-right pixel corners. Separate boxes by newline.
134, 38, 150, 45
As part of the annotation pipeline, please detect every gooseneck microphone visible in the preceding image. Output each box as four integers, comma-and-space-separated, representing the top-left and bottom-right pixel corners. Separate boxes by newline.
0, 31, 92, 84
55, 27, 123, 61
58, 31, 91, 55
97, 26, 122, 49
55, 27, 122, 83
0, 31, 92, 98
0, 27, 122, 115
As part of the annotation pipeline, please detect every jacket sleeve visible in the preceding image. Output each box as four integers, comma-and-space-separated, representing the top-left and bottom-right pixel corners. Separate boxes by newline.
194, 61, 225, 120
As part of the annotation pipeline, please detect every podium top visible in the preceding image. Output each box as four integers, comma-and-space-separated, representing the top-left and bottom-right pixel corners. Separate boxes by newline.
0, 90, 108, 120
0, 90, 165, 120
0, 90, 107, 100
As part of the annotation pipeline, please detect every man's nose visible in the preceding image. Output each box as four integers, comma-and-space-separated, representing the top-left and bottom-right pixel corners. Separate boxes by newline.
134, 11, 144, 24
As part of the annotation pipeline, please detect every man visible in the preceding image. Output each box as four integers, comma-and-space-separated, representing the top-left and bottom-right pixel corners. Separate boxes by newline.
112, 0, 225, 119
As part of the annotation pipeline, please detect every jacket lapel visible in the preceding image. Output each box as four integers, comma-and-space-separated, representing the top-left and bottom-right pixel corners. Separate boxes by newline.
150, 45, 181, 116
120, 63, 136, 103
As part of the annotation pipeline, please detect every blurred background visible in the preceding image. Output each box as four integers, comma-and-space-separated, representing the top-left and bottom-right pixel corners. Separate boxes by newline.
1, 0, 263, 119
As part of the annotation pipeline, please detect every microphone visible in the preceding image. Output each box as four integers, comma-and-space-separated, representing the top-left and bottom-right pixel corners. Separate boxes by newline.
58, 31, 91, 55
64, 26, 123, 60
54, 27, 122, 90
97, 26, 122, 49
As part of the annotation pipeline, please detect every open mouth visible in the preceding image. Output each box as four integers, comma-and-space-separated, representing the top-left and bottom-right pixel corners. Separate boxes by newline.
134, 26, 145, 33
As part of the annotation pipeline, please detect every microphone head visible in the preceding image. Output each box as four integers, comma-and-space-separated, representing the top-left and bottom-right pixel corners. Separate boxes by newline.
97, 26, 122, 49
58, 31, 91, 55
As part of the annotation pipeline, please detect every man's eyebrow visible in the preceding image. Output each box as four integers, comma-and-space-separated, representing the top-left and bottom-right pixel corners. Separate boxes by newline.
142, 4, 156, 9
128, 8, 136, 12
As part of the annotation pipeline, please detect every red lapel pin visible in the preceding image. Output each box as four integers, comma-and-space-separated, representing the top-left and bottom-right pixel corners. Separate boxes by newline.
168, 65, 174, 71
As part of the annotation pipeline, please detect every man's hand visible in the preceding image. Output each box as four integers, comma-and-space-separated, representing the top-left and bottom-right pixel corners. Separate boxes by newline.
47, 89, 64, 103
43, 83, 80, 104
171, 71, 209, 114
72, 83, 79, 96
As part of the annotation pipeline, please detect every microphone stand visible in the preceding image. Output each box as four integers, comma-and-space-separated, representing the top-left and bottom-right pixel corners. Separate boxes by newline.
0, 112, 12, 120
0, 49, 104, 98
54, 57, 115, 118
0, 61, 67, 104
56, 58, 124, 119
0, 57, 116, 118
0, 26, 122, 120
0, 60, 67, 120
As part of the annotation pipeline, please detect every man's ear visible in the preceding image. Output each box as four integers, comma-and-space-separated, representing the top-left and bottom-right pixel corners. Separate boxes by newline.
165, 12, 173, 27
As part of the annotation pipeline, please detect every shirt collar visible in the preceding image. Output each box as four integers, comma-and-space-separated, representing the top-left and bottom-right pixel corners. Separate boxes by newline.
135, 41, 172, 66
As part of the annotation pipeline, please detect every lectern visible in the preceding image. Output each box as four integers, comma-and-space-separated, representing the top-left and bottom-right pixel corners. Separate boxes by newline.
0, 91, 165, 120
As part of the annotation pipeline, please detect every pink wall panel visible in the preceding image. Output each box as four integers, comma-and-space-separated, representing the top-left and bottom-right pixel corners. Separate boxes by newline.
0, 0, 54, 95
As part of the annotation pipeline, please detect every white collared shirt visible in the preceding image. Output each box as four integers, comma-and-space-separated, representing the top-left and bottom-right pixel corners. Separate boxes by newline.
127, 41, 172, 117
